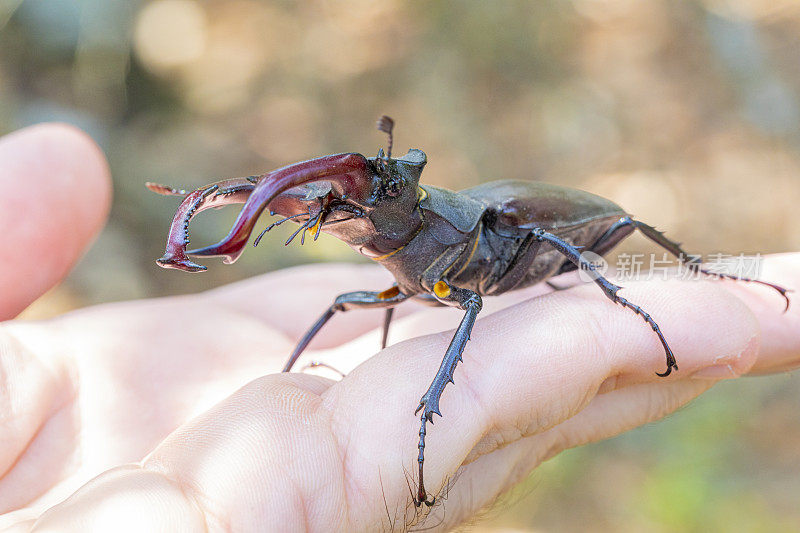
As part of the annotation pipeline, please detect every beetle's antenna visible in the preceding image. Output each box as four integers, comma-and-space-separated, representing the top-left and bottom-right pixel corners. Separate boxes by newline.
377, 115, 394, 161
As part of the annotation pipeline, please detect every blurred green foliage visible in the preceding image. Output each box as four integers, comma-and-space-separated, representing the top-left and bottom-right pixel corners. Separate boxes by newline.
1, 1, 799, 530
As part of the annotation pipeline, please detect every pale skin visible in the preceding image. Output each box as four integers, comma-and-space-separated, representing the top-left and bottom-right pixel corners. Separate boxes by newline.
0, 124, 798, 532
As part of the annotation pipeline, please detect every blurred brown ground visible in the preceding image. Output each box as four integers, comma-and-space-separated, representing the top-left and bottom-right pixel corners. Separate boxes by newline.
2, 1, 799, 531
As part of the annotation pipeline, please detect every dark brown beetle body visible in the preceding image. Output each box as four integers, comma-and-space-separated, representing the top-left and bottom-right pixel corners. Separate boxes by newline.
387, 180, 627, 298
149, 117, 790, 507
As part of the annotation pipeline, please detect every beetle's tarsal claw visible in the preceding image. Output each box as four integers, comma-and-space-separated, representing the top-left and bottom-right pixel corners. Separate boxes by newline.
414, 461, 436, 508
655, 366, 673, 378
656, 358, 678, 377
780, 288, 792, 314
414, 493, 435, 507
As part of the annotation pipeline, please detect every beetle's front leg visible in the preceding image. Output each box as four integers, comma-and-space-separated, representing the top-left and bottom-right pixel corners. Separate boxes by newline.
414, 282, 482, 507
282, 287, 408, 373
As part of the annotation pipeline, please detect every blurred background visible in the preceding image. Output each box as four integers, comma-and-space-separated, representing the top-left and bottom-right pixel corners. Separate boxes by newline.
1, 0, 799, 530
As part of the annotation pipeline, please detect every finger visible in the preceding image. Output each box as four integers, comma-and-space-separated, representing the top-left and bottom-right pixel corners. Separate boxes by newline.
707, 253, 800, 374
301, 253, 800, 377
427, 379, 714, 530
0, 296, 298, 478
202, 263, 397, 348
0, 124, 111, 319
0, 327, 75, 513
323, 278, 760, 517
0, 295, 298, 513
0, 507, 38, 531
202, 262, 557, 352
25, 375, 341, 531
290, 281, 555, 374
23, 466, 206, 532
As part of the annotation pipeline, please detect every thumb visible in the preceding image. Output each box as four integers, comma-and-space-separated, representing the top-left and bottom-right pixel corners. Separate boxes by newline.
0, 124, 111, 320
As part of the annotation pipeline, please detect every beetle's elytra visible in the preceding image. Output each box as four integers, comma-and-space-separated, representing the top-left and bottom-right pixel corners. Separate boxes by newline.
149, 116, 790, 506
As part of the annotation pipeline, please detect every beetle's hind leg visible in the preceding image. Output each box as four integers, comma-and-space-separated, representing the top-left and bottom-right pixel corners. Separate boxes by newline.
594, 217, 791, 311
532, 228, 678, 377
633, 219, 790, 311
282, 287, 408, 373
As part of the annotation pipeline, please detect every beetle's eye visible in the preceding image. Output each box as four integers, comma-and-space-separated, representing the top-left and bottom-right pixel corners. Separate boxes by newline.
386, 180, 402, 197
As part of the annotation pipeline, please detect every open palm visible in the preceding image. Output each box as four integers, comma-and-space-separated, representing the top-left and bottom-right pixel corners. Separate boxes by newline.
1, 124, 798, 532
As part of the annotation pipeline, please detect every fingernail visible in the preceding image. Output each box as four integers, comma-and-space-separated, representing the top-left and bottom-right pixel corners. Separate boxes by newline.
690, 363, 738, 380
690, 336, 759, 381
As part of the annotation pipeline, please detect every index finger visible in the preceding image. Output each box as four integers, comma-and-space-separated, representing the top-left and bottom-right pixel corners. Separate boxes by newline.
201, 263, 557, 350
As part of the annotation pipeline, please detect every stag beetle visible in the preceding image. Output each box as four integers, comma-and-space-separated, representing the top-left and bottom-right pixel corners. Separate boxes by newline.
148, 116, 790, 506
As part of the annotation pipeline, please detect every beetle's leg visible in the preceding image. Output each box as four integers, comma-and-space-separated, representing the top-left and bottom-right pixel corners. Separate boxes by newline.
587, 215, 636, 256
531, 228, 679, 377
282, 287, 408, 373
414, 283, 482, 507
631, 218, 791, 312
381, 308, 394, 350
590, 217, 791, 311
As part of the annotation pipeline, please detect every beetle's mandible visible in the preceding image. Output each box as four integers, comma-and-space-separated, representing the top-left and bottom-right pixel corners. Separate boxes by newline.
148, 116, 791, 506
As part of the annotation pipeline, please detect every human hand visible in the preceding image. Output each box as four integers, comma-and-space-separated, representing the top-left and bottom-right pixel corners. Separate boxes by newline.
1, 124, 798, 532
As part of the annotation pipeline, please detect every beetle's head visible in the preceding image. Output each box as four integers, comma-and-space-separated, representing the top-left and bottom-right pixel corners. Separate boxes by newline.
153, 117, 428, 271
264, 146, 428, 258
360, 114, 427, 230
